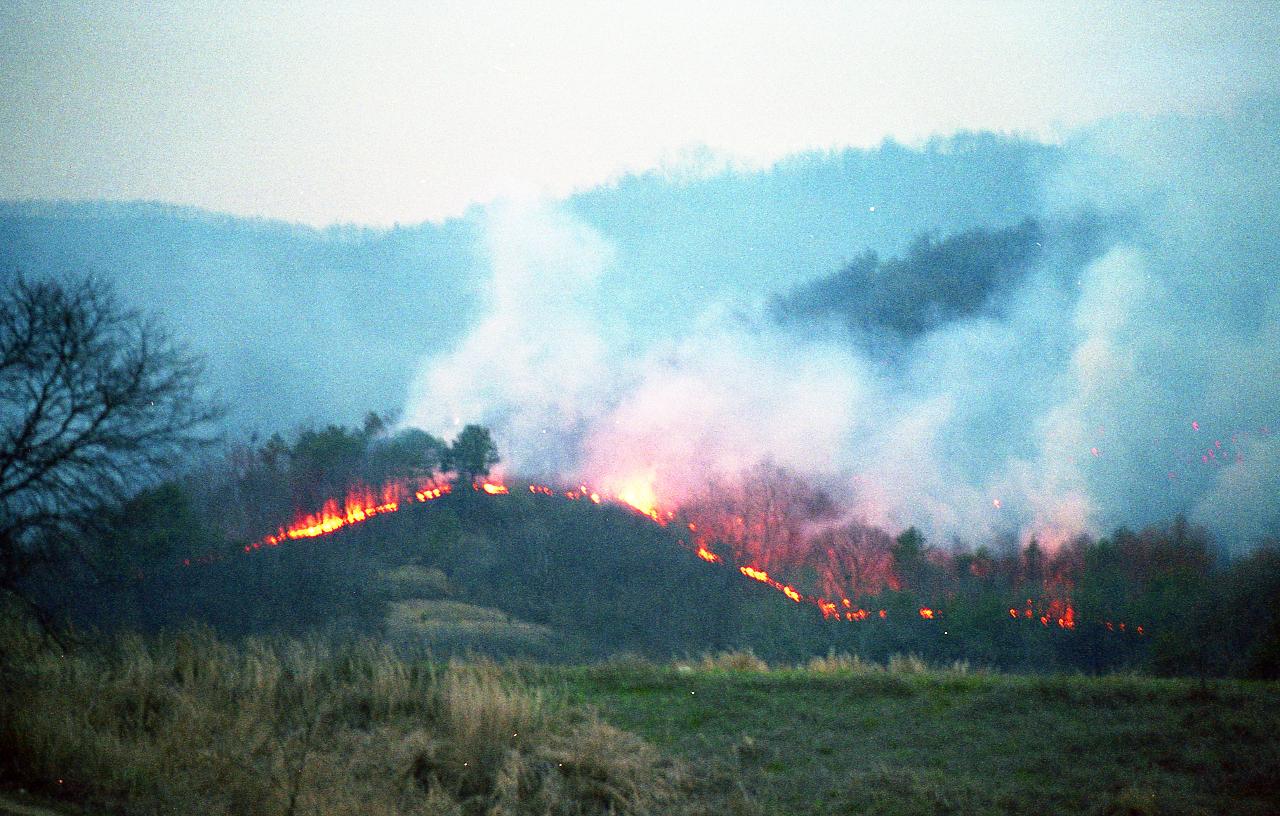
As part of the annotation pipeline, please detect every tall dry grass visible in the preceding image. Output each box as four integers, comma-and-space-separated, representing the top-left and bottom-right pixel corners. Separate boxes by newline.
0, 612, 691, 816
694, 649, 770, 673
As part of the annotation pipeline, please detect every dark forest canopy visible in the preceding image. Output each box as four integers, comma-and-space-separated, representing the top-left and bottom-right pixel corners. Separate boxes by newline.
770, 214, 1120, 347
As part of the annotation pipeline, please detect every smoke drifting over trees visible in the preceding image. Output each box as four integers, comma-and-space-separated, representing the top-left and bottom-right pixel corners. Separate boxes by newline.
404, 101, 1280, 554
3, 101, 1279, 553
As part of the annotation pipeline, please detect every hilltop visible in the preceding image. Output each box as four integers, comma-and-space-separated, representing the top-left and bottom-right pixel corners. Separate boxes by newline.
61, 485, 776, 660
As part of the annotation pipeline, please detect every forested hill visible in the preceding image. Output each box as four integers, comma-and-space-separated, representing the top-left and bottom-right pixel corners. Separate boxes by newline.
0, 201, 485, 430
44, 447, 1280, 676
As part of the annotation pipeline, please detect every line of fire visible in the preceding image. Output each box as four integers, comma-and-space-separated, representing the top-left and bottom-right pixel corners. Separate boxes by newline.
183, 472, 1146, 637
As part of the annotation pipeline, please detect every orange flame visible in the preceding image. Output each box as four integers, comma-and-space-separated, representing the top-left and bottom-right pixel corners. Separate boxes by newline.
247, 477, 456, 552
253, 481, 408, 550
614, 474, 662, 522
738, 565, 804, 603
223, 473, 1144, 636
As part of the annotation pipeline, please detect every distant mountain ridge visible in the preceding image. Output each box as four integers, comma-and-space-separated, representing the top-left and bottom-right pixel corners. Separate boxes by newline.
0, 132, 1059, 434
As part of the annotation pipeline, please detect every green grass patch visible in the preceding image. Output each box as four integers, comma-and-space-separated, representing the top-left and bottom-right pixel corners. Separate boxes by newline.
556, 659, 1280, 816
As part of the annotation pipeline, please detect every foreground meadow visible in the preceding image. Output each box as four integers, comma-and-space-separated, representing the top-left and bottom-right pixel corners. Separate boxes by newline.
2, 621, 1277, 816
556, 653, 1280, 815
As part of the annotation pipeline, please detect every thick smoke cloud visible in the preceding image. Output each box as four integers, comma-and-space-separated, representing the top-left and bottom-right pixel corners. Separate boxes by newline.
3, 105, 1273, 553
1, 132, 1055, 437
402, 203, 621, 475
404, 102, 1280, 553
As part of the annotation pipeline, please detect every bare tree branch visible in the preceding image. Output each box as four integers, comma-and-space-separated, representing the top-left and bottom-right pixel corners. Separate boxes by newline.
0, 274, 221, 594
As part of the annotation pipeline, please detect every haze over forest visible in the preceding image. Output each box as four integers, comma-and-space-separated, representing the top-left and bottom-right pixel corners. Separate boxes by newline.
3, 99, 1279, 553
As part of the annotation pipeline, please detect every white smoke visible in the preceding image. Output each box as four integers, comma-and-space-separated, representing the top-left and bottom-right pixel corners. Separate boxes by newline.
403, 102, 1280, 552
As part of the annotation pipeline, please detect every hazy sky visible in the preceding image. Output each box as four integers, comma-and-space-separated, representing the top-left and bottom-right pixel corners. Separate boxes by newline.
3, 1, 1278, 225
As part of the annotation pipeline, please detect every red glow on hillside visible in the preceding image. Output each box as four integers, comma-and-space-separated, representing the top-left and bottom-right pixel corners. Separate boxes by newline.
204, 470, 1143, 636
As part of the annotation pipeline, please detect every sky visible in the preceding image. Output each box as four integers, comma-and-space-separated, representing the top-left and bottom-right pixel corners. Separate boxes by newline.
3, 1, 1279, 226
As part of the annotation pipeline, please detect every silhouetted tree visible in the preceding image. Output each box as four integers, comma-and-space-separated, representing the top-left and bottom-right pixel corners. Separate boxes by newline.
444, 424, 499, 485
681, 462, 835, 575
1022, 536, 1045, 588
891, 527, 928, 591
813, 521, 895, 599
0, 274, 218, 611
365, 427, 446, 484
288, 424, 368, 507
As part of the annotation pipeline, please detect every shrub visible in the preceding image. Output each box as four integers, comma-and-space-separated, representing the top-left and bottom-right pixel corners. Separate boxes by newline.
886, 654, 930, 675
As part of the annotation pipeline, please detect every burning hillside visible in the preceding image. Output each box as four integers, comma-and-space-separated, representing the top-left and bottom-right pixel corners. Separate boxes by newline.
401, 105, 1280, 556
208, 464, 1150, 637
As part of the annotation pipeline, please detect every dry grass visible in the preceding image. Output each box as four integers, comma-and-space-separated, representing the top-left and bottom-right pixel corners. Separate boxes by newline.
884, 653, 929, 674
694, 649, 770, 673
0, 612, 694, 816
802, 651, 882, 675
382, 565, 454, 600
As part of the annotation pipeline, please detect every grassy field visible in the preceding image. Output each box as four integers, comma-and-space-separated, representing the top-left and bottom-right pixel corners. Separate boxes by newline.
3, 618, 1277, 816
551, 654, 1280, 816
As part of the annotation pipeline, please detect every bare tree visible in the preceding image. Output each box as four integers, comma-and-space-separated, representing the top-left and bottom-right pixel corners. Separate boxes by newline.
0, 274, 219, 599
812, 522, 895, 600
682, 461, 837, 572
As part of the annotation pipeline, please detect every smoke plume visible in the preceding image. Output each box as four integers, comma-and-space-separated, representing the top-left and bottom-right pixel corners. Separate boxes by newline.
395, 101, 1279, 553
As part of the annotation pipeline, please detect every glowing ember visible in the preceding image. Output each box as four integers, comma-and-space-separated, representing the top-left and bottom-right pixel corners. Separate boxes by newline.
919, 607, 935, 620
738, 565, 804, 604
